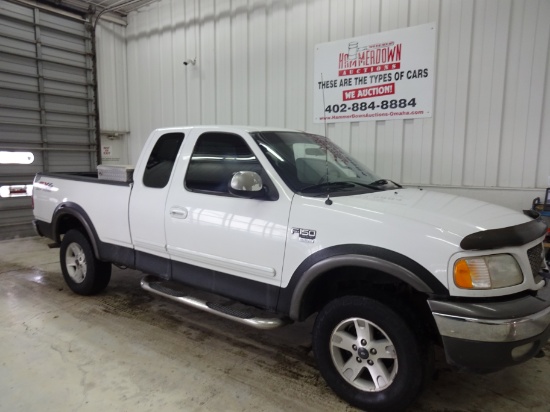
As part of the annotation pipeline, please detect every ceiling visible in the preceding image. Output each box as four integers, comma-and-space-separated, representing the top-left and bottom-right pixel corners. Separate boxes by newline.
39, 0, 158, 18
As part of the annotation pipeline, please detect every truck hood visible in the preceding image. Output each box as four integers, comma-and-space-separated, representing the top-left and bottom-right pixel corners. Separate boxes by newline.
338, 188, 530, 241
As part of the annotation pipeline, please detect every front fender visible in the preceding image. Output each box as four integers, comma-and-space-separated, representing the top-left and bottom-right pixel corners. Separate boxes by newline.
277, 244, 449, 321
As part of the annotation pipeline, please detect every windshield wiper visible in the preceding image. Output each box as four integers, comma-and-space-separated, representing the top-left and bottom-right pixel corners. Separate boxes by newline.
369, 179, 403, 188
300, 180, 398, 194
299, 181, 358, 193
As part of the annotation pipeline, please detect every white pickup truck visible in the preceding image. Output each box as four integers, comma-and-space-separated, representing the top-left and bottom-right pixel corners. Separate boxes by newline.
32, 125, 550, 411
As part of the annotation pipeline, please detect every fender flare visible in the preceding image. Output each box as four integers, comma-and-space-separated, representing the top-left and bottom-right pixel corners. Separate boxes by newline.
277, 244, 449, 321
52, 202, 102, 259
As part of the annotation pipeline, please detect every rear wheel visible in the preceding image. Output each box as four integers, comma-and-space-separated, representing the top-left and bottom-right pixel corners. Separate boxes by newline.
60, 229, 111, 295
312, 296, 425, 412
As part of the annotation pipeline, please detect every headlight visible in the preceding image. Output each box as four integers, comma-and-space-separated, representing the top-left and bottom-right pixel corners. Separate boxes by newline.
453, 254, 523, 289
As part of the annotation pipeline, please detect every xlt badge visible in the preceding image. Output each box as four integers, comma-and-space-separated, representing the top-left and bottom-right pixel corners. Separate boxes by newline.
291, 227, 317, 243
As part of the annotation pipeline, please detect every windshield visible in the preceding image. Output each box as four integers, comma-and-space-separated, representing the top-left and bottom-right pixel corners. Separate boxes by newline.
251, 131, 398, 196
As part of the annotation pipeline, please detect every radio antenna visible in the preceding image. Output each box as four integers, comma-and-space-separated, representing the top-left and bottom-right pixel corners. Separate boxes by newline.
321, 73, 329, 140
320, 73, 331, 205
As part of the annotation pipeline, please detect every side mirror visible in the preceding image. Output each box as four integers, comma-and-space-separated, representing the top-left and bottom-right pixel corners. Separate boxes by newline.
229, 171, 266, 199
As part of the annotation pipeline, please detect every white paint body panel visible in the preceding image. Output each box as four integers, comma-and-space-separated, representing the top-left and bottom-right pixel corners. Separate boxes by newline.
164, 127, 293, 286
32, 178, 132, 248
282, 190, 539, 297
128, 129, 172, 258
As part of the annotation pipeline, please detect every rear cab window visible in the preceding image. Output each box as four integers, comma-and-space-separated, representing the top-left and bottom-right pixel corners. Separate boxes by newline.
143, 133, 185, 188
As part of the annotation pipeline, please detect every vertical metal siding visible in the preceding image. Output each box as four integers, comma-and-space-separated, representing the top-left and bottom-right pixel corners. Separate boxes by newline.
96, 21, 129, 133
0, 0, 96, 238
119, 0, 550, 210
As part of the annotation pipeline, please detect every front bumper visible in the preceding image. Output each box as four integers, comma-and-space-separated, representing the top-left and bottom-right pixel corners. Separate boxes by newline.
429, 280, 550, 372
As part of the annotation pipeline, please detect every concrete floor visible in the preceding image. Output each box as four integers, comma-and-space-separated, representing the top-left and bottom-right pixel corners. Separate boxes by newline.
1, 237, 550, 412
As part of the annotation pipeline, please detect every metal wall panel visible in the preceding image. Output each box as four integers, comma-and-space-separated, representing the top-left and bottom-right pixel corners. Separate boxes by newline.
96, 20, 129, 132
120, 0, 549, 210
95, 20, 130, 166
0, 0, 96, 238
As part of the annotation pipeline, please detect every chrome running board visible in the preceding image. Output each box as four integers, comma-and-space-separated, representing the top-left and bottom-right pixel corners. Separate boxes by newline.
140, 275, 289, 330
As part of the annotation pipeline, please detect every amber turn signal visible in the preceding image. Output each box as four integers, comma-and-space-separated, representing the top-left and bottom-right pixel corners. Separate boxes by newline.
454, 259, 473, 289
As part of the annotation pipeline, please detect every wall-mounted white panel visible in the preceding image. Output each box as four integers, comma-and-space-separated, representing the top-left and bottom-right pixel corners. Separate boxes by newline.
112, 0, 550, 210
96, 21, 129, 132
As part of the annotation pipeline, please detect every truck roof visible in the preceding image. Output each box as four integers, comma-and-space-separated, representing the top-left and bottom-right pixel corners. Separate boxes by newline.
153, 125, 303, 134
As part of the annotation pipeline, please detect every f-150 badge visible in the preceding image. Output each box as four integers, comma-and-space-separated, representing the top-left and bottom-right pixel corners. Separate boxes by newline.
292, 227, 317, 243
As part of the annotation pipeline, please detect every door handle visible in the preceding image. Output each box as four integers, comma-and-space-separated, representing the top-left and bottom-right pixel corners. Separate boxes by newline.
169, 207, 188, 219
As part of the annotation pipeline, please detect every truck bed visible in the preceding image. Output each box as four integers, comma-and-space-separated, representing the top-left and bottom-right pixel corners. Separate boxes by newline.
37, 171, 132, 186
33, 171, 134, 248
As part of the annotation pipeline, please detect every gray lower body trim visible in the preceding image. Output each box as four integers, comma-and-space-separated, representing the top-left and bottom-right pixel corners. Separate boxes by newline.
432, 305, 550, 342
430, 281, 550, 342
32, 219, 42, 237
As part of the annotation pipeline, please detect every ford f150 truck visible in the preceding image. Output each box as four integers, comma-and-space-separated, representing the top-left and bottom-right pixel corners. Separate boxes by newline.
32, 125, 550, 411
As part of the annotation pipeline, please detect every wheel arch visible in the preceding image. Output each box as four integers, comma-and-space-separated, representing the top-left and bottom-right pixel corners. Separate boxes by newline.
52, 202, 101, 259
279, 244, 449, 322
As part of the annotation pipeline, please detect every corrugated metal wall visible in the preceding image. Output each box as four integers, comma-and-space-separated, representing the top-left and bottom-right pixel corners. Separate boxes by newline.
96, 21, 129, 133
96, 20, 130, 165
118, 0, 550, 210
0, 0, 96, 238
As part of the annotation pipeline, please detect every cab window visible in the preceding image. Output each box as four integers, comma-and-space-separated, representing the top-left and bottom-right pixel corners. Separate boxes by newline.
143, 133, 184, 188
185, 132, 263, 194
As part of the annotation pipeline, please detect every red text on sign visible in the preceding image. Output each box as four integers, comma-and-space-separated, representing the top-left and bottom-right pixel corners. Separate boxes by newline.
342, 83, 395, 101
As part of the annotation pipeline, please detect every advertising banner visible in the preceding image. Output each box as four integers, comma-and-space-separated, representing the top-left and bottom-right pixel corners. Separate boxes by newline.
314, 23, 436, 123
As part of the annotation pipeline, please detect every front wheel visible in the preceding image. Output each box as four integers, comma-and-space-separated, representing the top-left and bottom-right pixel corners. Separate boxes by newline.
60, 229, 111, 295
312, 296, 425, 412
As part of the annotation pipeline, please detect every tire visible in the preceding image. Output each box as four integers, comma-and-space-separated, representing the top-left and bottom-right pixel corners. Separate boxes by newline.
312, 296, 425, 412
60, 229, 112, 295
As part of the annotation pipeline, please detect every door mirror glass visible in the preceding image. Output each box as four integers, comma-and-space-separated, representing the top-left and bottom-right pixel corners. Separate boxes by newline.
229, 171, 265, 198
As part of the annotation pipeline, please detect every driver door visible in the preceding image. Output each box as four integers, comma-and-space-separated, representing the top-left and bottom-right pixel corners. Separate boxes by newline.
164, 130, 292, 306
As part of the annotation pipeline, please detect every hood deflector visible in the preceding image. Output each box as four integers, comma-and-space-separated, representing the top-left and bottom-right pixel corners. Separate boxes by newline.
460, 219, 548, 250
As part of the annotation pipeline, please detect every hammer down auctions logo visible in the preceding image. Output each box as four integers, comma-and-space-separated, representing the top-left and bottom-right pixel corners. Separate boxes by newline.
338, 41, 402, 77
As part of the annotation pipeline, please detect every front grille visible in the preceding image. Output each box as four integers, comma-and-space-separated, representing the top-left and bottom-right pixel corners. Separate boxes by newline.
527, 243, 544, 283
